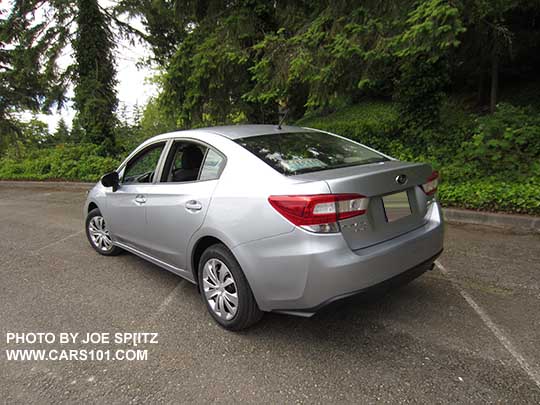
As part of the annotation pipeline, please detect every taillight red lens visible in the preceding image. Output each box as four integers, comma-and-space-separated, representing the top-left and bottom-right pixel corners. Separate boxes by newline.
422, 171, 439, 195
268, 194, 367, 229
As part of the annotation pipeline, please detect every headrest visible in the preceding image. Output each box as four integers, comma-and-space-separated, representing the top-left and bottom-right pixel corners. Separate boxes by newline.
181, 146, 204, 169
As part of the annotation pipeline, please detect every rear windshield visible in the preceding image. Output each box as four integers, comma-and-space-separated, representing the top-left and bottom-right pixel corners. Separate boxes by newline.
235, 131, 388, 175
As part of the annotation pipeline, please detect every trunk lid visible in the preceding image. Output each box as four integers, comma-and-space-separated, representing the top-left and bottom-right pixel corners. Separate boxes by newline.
293, 160, 433, 249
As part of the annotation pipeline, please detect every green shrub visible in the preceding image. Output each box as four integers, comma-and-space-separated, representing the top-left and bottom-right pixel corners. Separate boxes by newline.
455, 103, 540, 182
394, 57, 449, 131
296, 102, 401, 153
439, 181, 540, 215
295, 99, 467, 159
0, 144, 121, 182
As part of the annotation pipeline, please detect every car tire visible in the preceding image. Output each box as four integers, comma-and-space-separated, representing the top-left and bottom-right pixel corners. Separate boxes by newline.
198, 244, 263, 331
85, 208, 122, 256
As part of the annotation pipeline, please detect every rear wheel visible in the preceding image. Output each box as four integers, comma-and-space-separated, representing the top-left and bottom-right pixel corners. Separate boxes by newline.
85, 208, 122, 256
198, 244, 263, 330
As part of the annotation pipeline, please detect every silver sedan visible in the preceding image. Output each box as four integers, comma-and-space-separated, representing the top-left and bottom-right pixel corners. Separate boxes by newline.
84, 125, 444, 330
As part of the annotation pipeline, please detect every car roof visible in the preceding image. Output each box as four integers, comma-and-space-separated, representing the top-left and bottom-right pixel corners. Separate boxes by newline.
201, 124, 315, 139
148, 124, 317, 143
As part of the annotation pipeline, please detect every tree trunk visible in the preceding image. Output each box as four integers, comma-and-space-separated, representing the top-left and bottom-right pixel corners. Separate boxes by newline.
490, 47, 499, 114
477, 69, 486, 107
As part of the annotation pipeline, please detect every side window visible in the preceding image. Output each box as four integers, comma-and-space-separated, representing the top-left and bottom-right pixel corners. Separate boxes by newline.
161, 141, 207, 183
122, 142, 165, 184
199, 149, 225, 181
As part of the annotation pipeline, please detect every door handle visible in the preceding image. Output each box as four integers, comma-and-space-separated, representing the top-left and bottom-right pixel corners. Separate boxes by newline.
134, 194, 146, 205
185, 200, 202, 211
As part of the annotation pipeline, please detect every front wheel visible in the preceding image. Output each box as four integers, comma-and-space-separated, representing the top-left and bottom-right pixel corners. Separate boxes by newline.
198, 244, 263, 331
85, 208, 122, 256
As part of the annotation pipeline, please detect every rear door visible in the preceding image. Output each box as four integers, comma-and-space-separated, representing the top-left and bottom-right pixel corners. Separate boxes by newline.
144, 140, 226, 270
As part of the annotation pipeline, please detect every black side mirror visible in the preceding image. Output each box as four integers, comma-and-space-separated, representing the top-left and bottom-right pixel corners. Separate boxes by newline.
101, 171, 119, 191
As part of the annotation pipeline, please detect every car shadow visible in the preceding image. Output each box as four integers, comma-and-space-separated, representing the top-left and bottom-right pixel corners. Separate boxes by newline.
118, 249, 443, 346
242, 276, 440, 342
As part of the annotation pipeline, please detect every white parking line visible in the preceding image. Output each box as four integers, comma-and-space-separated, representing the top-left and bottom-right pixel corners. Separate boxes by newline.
146, 281, 184, 325
32, 230, 84, 253
436, 260, 540, 390
0, 230, 84, 269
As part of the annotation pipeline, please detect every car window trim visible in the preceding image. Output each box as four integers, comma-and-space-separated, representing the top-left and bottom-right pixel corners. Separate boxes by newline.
154, 139, 173, 183
196, 148, 210, 180
157, 137, 227, 185
118, 140, 169, 185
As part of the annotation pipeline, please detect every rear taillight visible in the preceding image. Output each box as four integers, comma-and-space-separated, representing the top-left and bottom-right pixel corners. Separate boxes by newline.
268, 194, 368, 233
422, 171, 439, 196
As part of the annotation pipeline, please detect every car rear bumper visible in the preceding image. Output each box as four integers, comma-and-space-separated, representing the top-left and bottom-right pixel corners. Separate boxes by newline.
274, 248, 442, 316
232, 201, 444, 313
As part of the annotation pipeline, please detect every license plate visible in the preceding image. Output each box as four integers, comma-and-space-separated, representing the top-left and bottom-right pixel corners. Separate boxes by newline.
383, 191, 411, 222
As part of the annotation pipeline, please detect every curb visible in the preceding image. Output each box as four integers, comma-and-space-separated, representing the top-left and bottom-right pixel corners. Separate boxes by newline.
443, 208, 540, 234
0, 180, 93, 188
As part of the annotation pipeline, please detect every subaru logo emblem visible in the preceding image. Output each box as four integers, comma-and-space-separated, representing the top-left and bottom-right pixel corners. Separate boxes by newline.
395, 174, 408, 185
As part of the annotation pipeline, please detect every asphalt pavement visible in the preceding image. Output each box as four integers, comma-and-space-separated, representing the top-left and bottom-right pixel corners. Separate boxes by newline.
1, 181, 539, 403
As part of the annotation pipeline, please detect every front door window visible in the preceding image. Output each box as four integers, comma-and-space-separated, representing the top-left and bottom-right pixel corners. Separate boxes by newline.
122, 142, 166, 184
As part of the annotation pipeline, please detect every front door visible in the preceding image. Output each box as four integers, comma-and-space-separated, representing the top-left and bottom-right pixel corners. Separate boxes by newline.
106, 141, 167, 250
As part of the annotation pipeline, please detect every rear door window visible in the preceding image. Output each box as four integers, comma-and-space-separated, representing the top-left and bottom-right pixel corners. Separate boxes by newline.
235, 132, 388, 175
160, 141, 207, 183
199, 149, 225, 181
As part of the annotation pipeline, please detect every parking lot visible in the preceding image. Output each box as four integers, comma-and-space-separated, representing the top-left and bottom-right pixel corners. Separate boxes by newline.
1, 181, 539, 403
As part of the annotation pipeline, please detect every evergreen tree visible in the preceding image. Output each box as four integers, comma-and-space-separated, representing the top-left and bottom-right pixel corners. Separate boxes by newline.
2, 0, 120, 154
70, 117, 85, 144
73, 0, 118, 156
0, 1, 71, 153
53, 118, 70, 144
